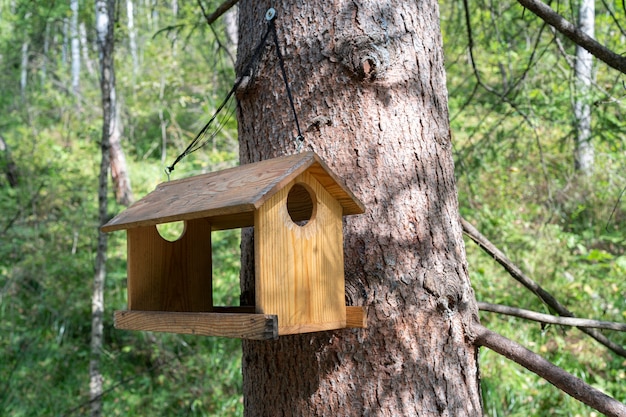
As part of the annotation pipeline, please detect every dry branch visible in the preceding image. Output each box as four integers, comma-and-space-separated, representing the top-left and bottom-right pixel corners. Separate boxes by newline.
461, 217, 626, 358
197, 0, 239, 26
517, 0, 626, 74
478, 302, 626, 331
475, 324, 626, 417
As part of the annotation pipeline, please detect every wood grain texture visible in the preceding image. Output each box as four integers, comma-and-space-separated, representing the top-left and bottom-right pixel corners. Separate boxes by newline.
345, 306, 367, 328
127, 218, 212, 312
101, 152, 364, 232
114, 310, 278, 340
255, 171, 346, 335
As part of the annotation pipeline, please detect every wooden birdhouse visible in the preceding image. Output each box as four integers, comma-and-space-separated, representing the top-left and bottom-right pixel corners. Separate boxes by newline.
102, 152, 366, 340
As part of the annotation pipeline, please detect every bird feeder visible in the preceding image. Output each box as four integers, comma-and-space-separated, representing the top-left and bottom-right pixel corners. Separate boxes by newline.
102, 152, 367, 340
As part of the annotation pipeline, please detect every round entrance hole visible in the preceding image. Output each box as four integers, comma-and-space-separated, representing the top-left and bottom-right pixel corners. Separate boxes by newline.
286, 184, 316, 226
156, 221, 186, 242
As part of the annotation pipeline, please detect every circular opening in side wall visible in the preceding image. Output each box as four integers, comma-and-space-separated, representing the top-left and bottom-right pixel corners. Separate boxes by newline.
286, 183, 316, 226
156, 221, 186, 242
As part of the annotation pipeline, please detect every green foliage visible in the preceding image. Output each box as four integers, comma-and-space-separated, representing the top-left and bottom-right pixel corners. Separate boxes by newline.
442, 0, 626, 415
1, 0, 625, 415
0, 1, 242, 416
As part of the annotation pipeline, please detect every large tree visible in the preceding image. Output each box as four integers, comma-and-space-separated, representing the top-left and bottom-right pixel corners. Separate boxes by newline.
236, 1, 482, 415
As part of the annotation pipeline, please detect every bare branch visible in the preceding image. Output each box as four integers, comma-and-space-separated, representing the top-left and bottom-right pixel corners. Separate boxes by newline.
517, 0, 626, 74
461, 0, 554, 199
197, 0, 239, 26
475, 324, 626, 417
461, 217, 626, 357
600, 0, 626, 38
478, 302, 626, 331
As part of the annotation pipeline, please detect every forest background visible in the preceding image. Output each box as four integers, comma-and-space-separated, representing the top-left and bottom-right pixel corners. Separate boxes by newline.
0, 0, 625, 416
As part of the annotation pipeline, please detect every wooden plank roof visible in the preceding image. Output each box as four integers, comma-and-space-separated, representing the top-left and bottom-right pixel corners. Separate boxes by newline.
102, 152, 365, 232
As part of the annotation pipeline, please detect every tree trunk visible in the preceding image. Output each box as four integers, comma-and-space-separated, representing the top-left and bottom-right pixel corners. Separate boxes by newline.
126, 0, 139, 77
98, 1, 133, 207
20, 40, 28, 97
41, 21, 50, 85
70, 0, 80, 94
0, 135, 19, 187
92, 1, 116, 415
109, 98, 134, 206
224, 5, 238, 57
573, 0, 594, 174
20, 13, 30, 99
236, 1, 482, 416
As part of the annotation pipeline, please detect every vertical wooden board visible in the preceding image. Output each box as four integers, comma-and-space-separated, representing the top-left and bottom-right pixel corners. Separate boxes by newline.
127, 218, 212, 312
313, 173, 345, 326
254, 186, 292, 322
255, 171, 346, 334
318, 185, 345, 324
183, 218, 213, 311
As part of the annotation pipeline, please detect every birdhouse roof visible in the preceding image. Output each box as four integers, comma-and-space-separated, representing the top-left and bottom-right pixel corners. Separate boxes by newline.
102, 152, 365, 232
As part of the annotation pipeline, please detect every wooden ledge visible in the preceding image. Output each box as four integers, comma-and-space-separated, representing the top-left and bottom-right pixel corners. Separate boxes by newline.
114, 305, 367, 340
114, 310, 278, 340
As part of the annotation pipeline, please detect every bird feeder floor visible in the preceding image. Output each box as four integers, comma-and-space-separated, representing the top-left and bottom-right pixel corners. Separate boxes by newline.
114, 306, 366, 340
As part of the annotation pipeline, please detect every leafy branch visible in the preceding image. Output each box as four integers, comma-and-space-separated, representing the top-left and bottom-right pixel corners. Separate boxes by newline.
462, 217, 626, 358
464, 217, 626, 416
475, 324, 626, 417
517, 0, 626, 74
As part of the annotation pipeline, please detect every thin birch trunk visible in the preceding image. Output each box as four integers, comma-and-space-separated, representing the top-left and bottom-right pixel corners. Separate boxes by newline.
126, 0, 138, 77
20, 40, 28, 97
70, 0, 80, 94
20, 11, 31, 97
574, 0, 595, 174
91, 1, 115, 415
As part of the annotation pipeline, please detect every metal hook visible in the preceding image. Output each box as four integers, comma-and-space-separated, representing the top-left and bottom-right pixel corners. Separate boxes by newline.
295, 135, 304, 153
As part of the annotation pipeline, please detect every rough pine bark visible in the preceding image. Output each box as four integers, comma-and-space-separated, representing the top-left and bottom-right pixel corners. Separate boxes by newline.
236, 1, 482, 416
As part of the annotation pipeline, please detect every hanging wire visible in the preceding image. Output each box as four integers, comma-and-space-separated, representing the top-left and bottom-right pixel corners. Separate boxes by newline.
165, 15, 274, 176
165, 8, 305, 178
269, 17, 304, 149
